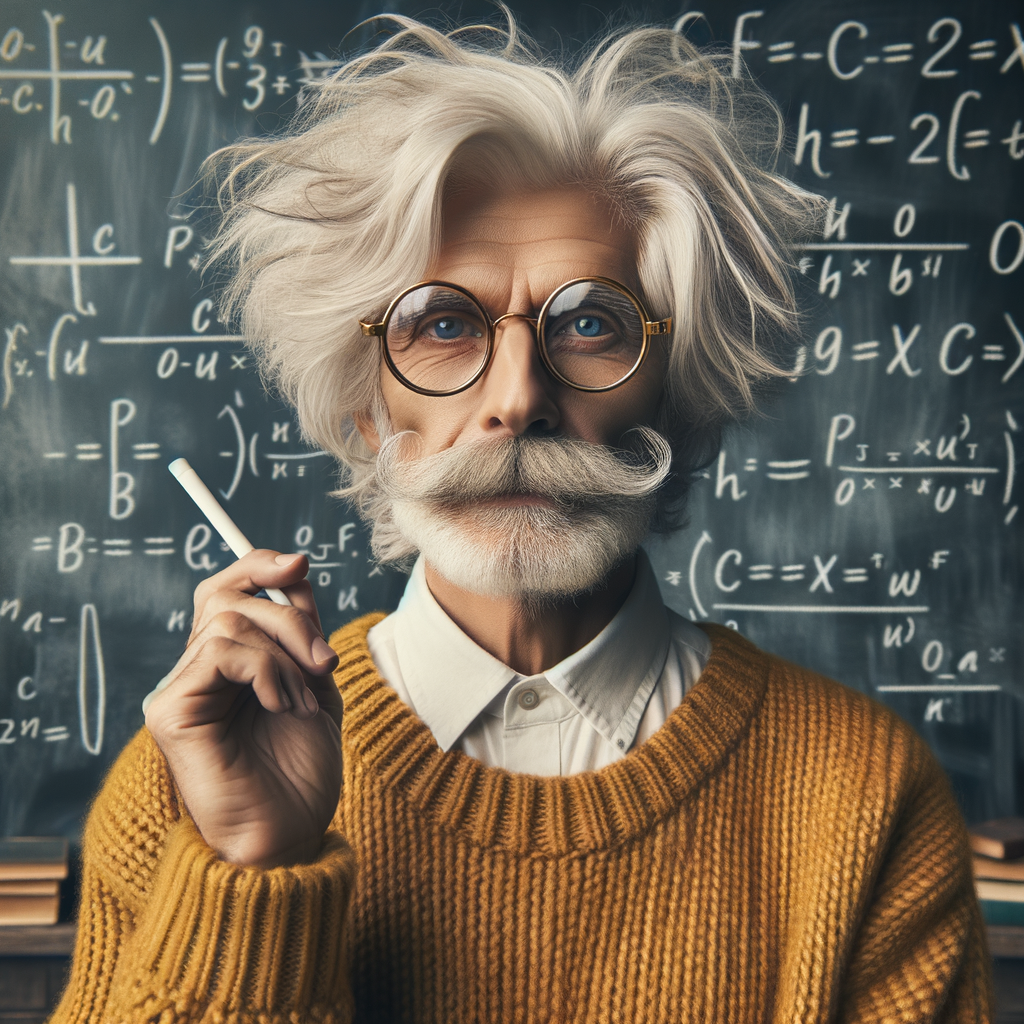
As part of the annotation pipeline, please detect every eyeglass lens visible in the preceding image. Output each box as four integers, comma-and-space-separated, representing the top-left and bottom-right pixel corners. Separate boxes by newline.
542, 281, 646, 390
384, 280, 646, 393
386, 285, 490, 393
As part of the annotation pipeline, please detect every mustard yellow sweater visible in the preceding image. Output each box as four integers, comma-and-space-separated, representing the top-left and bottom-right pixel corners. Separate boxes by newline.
49, 616, 993, 1023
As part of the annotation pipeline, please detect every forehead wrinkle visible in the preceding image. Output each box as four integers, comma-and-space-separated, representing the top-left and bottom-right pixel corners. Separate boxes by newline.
431, 186, 640, 307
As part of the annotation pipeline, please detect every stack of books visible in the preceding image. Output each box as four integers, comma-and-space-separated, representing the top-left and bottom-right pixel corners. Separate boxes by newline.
970, 817, 1024, 927
0, 837, 68, 926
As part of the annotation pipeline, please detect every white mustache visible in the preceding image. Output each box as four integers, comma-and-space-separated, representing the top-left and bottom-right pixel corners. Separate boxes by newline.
373, 427, 673, 510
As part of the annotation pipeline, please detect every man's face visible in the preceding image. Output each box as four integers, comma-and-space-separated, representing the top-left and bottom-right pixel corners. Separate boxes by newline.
360, 186, 672, 600
377, 185, 667, 455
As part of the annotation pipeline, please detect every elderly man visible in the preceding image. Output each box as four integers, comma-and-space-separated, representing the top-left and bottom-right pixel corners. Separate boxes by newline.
51, 17, 991, 1024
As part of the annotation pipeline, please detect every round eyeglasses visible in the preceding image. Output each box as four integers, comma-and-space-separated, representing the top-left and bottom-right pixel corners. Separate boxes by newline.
359, 277, 672, 396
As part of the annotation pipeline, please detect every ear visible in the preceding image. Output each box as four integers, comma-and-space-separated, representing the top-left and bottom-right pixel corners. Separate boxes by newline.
353, 408, 381, 453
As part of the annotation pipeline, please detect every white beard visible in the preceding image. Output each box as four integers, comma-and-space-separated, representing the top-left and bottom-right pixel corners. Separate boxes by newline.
389, 497, 655, 600
366, 429, 673, 601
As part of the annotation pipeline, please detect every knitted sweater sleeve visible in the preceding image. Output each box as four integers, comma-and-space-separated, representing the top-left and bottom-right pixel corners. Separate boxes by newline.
835, 729, 994, 1023
47, 726, 357, 1024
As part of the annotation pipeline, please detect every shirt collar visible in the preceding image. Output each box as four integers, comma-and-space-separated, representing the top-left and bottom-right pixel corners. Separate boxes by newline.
389, 550, 673, 753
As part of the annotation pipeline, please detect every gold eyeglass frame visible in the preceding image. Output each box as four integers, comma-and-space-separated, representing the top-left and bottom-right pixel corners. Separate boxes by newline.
358, 276, 673, 397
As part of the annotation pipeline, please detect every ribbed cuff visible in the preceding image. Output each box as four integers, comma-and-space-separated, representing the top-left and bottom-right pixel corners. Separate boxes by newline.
116, 817, 355, 1024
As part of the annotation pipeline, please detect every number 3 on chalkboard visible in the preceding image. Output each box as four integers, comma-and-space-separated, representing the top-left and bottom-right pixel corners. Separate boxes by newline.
243, 63, 267, 111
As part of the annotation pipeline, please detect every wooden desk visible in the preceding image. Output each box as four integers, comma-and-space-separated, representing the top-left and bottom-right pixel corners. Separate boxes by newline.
0, 927, 75, 1024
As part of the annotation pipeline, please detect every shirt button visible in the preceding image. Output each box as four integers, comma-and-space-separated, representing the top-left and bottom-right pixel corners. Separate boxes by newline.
517, 687, 540, 710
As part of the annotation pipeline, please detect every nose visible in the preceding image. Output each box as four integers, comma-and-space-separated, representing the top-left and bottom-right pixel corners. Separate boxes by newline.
475, 317, 560, 437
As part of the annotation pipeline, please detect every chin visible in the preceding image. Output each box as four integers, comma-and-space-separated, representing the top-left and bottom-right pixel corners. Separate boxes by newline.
389, 500, 653, 602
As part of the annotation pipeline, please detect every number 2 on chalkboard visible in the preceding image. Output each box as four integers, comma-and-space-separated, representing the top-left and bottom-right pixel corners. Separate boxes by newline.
909, 114, 940, 165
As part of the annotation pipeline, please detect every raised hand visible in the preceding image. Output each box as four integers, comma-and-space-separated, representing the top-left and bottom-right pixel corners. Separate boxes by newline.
144, 550, 344, 868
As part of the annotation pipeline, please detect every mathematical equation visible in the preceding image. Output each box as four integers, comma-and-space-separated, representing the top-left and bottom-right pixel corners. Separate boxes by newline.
706, 409, 1018, 523
703, 11, 1024, 83
28, 516, 371, 591
0, 11, 338, 144
661, 529, 1010, 711
0, 601, 103, 753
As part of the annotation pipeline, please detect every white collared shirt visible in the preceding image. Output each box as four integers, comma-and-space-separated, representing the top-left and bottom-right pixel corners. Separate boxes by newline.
366, 550, 710, 776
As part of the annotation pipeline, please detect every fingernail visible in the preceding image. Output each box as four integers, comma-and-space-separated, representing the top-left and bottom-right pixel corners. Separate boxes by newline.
311, 636, 337, 665
302, 687, 319, 714
275, 553, 303, 565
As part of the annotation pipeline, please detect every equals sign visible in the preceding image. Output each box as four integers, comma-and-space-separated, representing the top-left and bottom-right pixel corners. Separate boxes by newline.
766, 41, 796, 63
766, 460, 811, 480
968, 39, 997, 60
748, 564, 774, 580
842, 567, 869, 583
830, 129, 859, 149
963, 129, 990, 150
143, 537, 175, 555
133, 443, 161, 460
32, 536, 53, 551
780, 564, 806, 581
75, 443, 102, 461
882, 43, 913, 63
983, 345, 1006, 361
744, 458, 758, 472
180, 62, 212, 82
42, 726, 70, 742
851, 341, 880, 361
102, 539, 132, 556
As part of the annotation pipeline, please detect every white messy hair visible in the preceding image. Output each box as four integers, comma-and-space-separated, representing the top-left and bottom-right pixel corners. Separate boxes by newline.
204, 13, 824, 530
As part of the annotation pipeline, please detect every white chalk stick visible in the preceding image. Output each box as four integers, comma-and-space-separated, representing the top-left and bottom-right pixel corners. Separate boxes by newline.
168, 457, 293, 606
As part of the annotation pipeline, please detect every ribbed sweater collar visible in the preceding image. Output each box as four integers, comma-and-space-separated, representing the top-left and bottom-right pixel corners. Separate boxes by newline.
331, 615, 768, 857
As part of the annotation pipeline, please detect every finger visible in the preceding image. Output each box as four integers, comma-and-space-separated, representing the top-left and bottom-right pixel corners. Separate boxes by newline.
206, 611, 323, 715
277, 576, 325, 636
304, 670, 343, 730
195, 594, 338, 678
148, 634, 318, 730
192, 550, 313, 618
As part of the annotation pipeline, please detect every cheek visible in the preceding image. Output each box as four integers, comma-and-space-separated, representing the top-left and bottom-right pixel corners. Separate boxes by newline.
379, 370, 474, 444
559, 386, 663, 445
579, 353, 668, 440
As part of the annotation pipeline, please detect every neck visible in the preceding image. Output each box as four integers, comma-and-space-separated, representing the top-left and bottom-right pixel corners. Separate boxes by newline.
422, 554, 638, 676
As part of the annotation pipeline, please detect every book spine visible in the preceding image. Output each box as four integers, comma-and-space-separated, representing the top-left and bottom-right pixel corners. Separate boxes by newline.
979, 900, 1024, 927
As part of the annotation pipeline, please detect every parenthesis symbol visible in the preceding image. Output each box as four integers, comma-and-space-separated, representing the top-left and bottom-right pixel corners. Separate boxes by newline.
78, 604, 106, 756
689, 530, 712, 619
946, 89, 980, 182
149, 18, 172, 144
214, 37, 228, 97
248, 431, 259, 477
1005, 431, 1016, 505
959, 414, 970, 440
217, 404, 245, 499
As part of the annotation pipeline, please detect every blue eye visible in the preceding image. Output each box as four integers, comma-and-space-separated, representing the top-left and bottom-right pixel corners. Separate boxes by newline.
433, 317, 464, 339
574, 316, 603, 337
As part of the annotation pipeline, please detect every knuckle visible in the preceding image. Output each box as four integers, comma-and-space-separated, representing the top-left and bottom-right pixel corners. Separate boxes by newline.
209, 609, 252, 636
253, 647, 281, 677
192, 574, 218, 606
200, 634, 238, 660
201, 587, 241, 618
283, 605, 313, 632
143, 704, 161, 734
